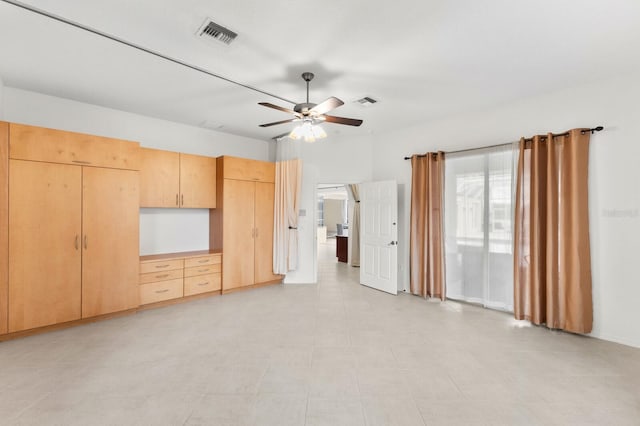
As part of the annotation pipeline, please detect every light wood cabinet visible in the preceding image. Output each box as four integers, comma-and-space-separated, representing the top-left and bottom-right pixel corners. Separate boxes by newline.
139, 148, 216, 208
139, 148, 180, 207
254, 182, 281, 284
211, 156, 282, 292
0, 122, 8, 335
139, 251, 221, 305
179, 153, 217, 208
8, 160, 82, 332
7, 124, 140, 333
81, 167, 140, 318
9, 123, 140, 170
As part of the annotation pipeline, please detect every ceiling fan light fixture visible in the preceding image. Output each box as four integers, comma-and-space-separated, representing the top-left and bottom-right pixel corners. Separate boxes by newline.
288, 121, 326, 143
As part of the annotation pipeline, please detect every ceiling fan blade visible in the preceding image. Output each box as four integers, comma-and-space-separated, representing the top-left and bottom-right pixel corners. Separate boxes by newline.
323, 115, 363, 127
258, 102, 301, 117
310, 97, 344, 115
259, 118, 297, 128
271, 132, 290, 141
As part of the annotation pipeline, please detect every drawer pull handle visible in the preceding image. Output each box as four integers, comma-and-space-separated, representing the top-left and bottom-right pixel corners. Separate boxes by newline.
198, 269, 209, 273
155, 289, 169, 294
155, 274, 169, 279
72, 160, 92, 165
197, 282, 209, 286
198, 259, 209, 264
155, 264, 170, 269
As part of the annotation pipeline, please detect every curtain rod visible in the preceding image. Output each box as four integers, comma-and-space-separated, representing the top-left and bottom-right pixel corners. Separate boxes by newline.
403, 126, 604, 160
1, 0, 298, 105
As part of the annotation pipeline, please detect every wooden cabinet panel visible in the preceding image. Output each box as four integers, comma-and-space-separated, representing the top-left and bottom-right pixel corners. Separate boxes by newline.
140, 279, 183, 305
179, 153, 216, 208
8, 160, 82, 332
254, 182, 280, 283
222, 179, 256, 290
139, 269, 183, 285
184, 273, 221, 296
222, 156, 275, 183
140, 258, 184, 274
139, 148, 180, 207
184, 254, 220, 268
82, 167, 139, 318
184, 264, 221, 278
0, 122, 7, 335
9, 123, 140, 170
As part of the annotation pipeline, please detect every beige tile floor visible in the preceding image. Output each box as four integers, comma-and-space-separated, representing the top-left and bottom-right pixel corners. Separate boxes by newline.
1, 240, 639, 425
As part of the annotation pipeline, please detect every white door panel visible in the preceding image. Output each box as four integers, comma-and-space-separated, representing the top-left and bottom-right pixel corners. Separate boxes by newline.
360, 180, 398, 295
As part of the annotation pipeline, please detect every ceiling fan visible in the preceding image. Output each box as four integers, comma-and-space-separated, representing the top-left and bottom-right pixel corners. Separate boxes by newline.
258, 72, 363, 140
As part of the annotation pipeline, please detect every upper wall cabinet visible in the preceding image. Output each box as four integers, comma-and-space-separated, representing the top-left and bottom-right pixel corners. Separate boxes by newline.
222, 156, 275, 183
140, 148, 216, 208
9, 123, 140, 170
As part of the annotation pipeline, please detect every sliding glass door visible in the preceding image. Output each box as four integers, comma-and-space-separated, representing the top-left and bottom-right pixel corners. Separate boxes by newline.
444, 145, 516, 311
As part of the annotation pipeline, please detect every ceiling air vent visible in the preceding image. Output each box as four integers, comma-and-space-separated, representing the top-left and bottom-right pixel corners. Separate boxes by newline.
355, 96, 378, 106
196, 18, 237, 45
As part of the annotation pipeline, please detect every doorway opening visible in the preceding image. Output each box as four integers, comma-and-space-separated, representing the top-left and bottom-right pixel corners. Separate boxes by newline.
316, 184, 351, 268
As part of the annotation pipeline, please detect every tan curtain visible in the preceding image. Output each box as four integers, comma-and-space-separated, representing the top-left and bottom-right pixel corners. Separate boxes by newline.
348, 184, 360, 267
514, 129, 592, 333
273, 158, 302, 274
410, 152, 446, 300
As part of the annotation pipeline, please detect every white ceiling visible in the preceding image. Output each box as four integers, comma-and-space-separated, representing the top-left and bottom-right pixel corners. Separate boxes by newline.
1, 0, 639, 142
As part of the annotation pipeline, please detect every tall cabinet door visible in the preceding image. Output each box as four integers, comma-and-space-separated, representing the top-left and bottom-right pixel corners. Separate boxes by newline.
0, 122, 8, 335
82, 167, 139, 318
8, 160, 82, 332
254, 181, 280, 284
223, 179, 255, 290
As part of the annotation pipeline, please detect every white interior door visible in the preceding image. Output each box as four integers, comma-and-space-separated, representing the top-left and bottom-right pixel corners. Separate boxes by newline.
360, 180, 398, 294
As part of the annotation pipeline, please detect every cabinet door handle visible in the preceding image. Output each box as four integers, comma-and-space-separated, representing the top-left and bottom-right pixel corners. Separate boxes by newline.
176, 194, 179, 206
181, 194, 184, 206
75, 235, 79, 250
197, 281, 209, 287
255, 228, 259, 238
251, 228, 255, 238
155, 289, 169, 294
84, 235, 88, 249
155, 274, 169, 279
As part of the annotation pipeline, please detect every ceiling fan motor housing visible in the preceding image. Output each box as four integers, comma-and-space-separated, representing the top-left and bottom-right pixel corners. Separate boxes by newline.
294, 102, 317, 115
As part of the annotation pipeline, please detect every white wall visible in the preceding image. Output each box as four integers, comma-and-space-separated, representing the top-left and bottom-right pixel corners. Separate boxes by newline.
282, 135, 373, 284
369, 72, 640, 348
4, 88, 270, 255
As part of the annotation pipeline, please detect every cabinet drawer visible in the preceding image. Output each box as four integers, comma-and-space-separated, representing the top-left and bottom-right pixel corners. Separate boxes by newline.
139, 268, 183, 284
184, 255, 220, 268
9, 123, 140, 170
139, 279, 183, 305
140, 258, 184, 274
184, 273, 221, 296
184, 263, 221, 278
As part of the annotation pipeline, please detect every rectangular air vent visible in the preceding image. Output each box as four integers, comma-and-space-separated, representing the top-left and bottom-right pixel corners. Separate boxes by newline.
355, 96, 378, 106
196, 18, 237, 45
